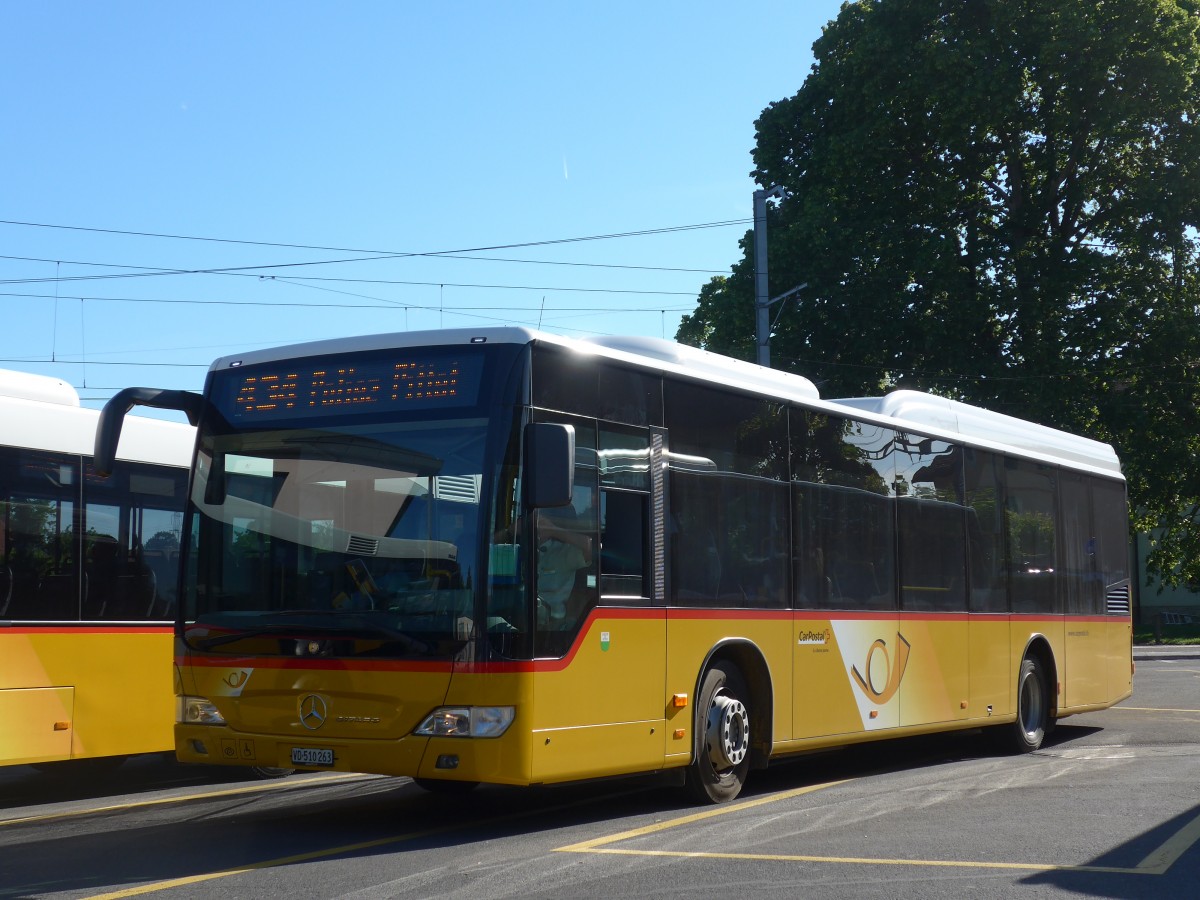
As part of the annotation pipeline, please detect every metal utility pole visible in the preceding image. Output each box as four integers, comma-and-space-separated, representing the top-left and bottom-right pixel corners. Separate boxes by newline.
754, 185, 787, 367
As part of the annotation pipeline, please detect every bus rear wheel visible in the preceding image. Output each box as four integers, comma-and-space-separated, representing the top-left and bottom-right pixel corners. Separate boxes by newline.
686, 662, 752, 804
32, 755, 128, 778
1007, 656, 1049, 753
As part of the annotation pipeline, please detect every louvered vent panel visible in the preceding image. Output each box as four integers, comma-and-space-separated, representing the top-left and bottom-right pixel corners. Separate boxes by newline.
434, 474, 481, 503
1106, 584, 1131, 616
346, 535, 379, 556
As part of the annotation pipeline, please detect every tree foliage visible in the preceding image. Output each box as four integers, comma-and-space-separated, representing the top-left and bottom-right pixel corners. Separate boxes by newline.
678, 0, 1200, 585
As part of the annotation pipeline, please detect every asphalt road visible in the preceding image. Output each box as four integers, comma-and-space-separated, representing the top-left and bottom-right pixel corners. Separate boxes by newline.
2, 648, 1197, 899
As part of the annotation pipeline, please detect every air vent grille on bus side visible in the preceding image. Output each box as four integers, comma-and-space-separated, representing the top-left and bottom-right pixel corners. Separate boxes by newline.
346, 535, 379, 556
1106, 584, 1131, 615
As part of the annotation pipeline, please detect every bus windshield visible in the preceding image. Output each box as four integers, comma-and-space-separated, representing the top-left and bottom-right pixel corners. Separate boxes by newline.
182, 416, 489, 660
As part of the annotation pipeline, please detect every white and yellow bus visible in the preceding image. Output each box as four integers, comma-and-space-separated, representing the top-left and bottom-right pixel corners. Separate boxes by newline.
95, 329, 1132, 802
1, 368, 192, 770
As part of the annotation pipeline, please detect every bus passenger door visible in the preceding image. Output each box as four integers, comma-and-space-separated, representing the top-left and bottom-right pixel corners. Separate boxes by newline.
530, 424, 667, 783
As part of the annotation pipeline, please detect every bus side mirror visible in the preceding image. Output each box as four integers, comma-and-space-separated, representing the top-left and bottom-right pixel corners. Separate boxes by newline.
524, 423, 575, 509
94, 387, 204, 477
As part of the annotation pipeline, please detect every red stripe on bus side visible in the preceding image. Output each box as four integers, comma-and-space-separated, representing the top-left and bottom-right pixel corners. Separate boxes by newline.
2, 624, 172, 635
174, 607, 1123, 675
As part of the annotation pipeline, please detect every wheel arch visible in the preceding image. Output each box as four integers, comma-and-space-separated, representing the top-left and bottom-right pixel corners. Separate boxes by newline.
693, 638, 774, 770
1020, 633, 1059, 721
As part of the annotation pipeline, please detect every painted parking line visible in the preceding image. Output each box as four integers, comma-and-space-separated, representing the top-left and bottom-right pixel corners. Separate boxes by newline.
0, 772, 375, 828
556, 779, 1200, 877
1138, 808, 1200, 874
1110, 706, 1200, 713
82, 822, 461, 900
78, 787, 644, 899
556, 780, 849, 853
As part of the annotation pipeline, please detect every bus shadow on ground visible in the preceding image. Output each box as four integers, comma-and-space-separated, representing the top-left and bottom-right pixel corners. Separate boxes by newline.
0, 723, 1129, 899
0, 753, 279, 809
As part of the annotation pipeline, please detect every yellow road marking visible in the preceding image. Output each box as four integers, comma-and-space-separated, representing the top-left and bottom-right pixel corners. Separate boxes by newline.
81, 789, 631, 900
569, 847, 1147, 874
83, 825, 453, 900
1111, 706, 1200, 713
556, 780, 848, 852
1137, 809, 1200, 874
0, 772, 372, 828
557, 776, 1200, 877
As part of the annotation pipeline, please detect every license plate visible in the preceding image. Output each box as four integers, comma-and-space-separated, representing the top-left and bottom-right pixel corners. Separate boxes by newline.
291, 747, 334, 767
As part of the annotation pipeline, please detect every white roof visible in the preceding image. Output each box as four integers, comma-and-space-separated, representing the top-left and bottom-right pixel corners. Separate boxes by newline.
206, 329, 1121, 478
0, 369, 194, 466
0, 367, 80, 407
209, 327, 823, 404
831, 391, 1121, 477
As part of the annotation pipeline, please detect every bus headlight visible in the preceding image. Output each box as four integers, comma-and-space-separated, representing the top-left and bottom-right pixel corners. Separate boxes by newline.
414, 706, 515, 738
177, 696, 227, 726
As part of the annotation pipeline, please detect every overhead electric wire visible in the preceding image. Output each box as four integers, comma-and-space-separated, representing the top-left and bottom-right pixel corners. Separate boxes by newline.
0, 288, 695, 310
0, 250, 725, 288
0, 216, 727, 381
0, 356, 210, 368
0, 249, 723, 277
0, 218, 746, 286
255, 275, 697, 295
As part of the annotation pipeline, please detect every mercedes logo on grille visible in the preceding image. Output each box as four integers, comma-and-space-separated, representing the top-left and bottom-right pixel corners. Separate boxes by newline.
299, 694, 328, 730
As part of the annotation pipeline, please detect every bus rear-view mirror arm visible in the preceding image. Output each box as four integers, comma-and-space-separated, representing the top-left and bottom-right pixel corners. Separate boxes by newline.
94, 387, 205, 477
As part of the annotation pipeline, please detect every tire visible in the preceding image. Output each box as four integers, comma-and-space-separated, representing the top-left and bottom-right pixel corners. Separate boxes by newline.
249, 766, 295, 780
33, 755, 128, 778
685, 662, 752, 804
413, 777, 480, 795
1007, 656, 1049, 753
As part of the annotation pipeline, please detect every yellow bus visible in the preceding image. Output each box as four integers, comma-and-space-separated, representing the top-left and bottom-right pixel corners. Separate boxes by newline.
1, 368, 192, 771
95, 329, 1132, 802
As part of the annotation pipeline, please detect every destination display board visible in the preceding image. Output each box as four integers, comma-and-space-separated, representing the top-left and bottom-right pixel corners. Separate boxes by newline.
216, 350, 486, 422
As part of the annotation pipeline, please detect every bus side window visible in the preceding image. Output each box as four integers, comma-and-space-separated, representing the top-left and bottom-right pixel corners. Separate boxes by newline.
600, 490, 648, 603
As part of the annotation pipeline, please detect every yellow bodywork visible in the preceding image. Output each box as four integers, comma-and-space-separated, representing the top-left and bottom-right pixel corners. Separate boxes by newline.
1, 627, 174, 766
175, 609, 1133, 784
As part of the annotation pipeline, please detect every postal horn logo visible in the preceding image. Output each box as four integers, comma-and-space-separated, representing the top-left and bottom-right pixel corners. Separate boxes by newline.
850, 633, 911, 705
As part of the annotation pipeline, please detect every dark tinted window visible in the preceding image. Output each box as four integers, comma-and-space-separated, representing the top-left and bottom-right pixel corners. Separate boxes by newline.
0, 447, 80, 620
599, 365, 661, 427
531, 344, 599, 418
598, 426, 651, 603
665, 379, 787, 478
792, 412, 896, 611
600, 490, 647, 601
1060, 470, 1102, 615
531, 414, 599, 656
1092, 478, 1129, 615
1, 447, 186, 622
1006, 458, 1058, 614
665, 379, 788, 608
895, 435, 966, 612
84, 462, 188, 620
963, 447, 1008, 612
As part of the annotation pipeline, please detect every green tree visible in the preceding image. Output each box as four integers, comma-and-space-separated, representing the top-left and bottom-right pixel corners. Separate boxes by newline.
679, 0, 1200, 585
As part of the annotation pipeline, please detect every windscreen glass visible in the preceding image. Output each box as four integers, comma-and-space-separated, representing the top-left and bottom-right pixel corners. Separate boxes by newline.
182, 344, 518, 661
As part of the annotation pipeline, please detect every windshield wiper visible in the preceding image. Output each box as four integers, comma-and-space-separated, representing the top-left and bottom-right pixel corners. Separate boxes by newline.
338, 616, 433, 656
192, 621, 346, 651
191, 612, 433, 655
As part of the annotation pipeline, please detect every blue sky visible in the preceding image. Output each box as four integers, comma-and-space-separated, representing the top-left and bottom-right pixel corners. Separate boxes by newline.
1, 2, 846, 411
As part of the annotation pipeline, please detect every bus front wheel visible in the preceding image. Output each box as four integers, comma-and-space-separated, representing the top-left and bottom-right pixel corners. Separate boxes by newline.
686, 662, 752, 804
249, 766, 295, 780
413, 777, 480, 795
1007, 656, 1049, 753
